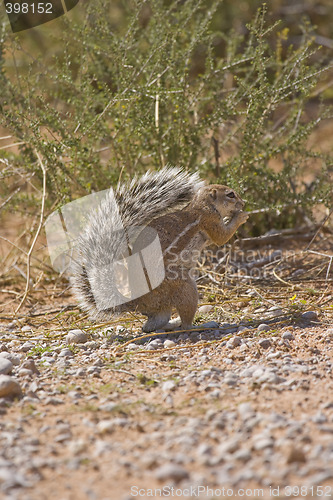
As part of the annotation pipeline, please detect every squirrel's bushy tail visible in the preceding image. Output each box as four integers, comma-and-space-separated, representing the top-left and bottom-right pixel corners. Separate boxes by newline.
71, 167, 204, 320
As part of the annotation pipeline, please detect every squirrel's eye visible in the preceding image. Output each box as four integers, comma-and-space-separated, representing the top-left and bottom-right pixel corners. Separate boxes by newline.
227, 192, 235, 199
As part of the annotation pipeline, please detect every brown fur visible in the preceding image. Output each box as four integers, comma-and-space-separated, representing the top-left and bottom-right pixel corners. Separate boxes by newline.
134, 185, 248, 332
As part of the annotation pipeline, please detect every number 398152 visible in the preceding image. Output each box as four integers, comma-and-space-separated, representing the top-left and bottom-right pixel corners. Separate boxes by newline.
5, 3, 53, 14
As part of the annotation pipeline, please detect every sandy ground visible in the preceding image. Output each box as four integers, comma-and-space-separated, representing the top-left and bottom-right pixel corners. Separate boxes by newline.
0, 299, 333, 500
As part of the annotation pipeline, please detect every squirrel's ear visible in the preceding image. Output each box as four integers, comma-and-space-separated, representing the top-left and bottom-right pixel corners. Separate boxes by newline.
210, 188, 217, 201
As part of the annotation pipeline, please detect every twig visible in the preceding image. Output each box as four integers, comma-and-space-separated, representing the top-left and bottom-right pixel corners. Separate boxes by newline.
211, 136, 220, 177
307, 250, 333, 282
0, 186, 22, 211
237, 230, 318, 248
325, 257, 333, 282
107, 368, 136, 378
155, 73, 160, 132
0, 236, 27, 255
13, 265, 27, 280
272, 267, 294, 287
116, 165, 125, 191
15, 151, 47, 314
306, 207, 333, 250
0, 141, 25, 150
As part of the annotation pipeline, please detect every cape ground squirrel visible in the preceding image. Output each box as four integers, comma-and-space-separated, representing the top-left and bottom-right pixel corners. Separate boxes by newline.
71, 167, 248, 332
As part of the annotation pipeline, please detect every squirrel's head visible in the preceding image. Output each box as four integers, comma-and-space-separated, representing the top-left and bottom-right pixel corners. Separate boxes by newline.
192, 185, 245, 217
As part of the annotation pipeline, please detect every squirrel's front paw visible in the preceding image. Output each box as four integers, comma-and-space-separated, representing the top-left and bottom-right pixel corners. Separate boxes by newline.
234, 211, 249, 224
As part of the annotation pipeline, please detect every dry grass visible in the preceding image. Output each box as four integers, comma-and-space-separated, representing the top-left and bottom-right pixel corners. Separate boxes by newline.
1, 222, 332, 360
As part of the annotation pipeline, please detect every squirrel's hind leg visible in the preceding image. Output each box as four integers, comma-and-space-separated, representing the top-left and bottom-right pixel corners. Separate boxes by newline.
142, 311, 172, 333
173, 277, 198, 331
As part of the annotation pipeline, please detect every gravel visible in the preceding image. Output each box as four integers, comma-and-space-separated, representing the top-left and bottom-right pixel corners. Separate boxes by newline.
0, 322, 332, 499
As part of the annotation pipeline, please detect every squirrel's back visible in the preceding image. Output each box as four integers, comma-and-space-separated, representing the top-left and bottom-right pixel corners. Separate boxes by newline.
70, 167, 204, 320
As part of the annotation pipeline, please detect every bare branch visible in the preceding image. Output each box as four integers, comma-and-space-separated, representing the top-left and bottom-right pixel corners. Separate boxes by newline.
15, 151, 47, 314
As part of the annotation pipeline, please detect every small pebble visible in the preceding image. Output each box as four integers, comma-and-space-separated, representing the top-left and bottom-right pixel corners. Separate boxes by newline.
59, 348, 74, 358
146, 340, 162, 350
217, 438, 240, 454
126, 343, 141, 350
0, 358, 13, 375
238, 402, 255, 420
287, 447, 306, 464
0, 375, 22, 398
253, 438, 274, 450
325, 328, 333, 339
18, 368, 34, 377
99, 402, 118, 412
258, 338, 272, 349
21, 325, 32, 332
226, 336, 242, 349
301, 311, 318, 321
197, 321, 220, 330
257, 324, 271, 332
282, 331, 295, 340
265, 307, 283, 318
97, 418, 128, 434
75, 368, 86, 377
161, 380, 177, 392
20, 359, 40, 374
0, 352, 21, 365
164, 340, 176, 348
224, 375, 239, 387
154, 463, 189, 482
19, 342, 34, 353
234, 449, 252, 463
198, 305, 214, 314
66, 330, 88, 344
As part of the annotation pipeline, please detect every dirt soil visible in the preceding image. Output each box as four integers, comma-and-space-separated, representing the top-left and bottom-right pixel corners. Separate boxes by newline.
0, 232, 333, 500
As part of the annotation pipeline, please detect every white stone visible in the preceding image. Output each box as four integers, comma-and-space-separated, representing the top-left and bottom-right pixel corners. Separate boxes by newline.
0, 357, 13, 375
97, 418, 128, 434
162, 380, 177, 392
198, 305, 214, 314
0, 375, 22, 398
258, 324, 271, 332
154, 463, 189, 482
164, 340, 176, 348
217, 438, 240, 454
66, 329, 88, 344
0, 352, 21, 365
21, 325, 32, 332
238, 402, 255, 419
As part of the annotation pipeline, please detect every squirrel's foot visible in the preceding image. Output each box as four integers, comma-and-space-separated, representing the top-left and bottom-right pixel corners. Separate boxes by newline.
142, 312, 171, 333
180, 322, 196, 331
